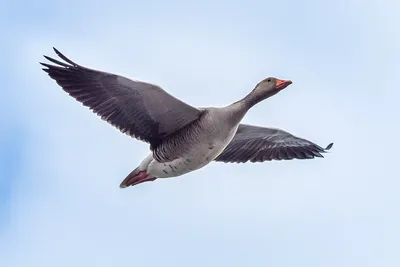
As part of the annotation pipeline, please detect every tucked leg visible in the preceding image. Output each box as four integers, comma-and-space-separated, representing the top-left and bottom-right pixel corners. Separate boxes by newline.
120, 170, 157, 188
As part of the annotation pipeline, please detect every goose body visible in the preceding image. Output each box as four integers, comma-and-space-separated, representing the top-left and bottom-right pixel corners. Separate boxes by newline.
138, 108, 241, 179
40, 48, 333, 188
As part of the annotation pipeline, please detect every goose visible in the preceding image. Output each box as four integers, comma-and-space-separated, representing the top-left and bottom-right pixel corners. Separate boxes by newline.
40, 48, 333, 188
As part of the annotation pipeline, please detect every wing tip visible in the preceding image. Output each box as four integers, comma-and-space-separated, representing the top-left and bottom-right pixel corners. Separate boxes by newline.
53, 47, 66, 60
325, 142, 334, 150
41, 47, 79, 67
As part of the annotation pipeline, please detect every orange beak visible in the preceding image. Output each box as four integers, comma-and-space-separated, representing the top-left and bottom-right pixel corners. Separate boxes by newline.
276, 79, 292, 90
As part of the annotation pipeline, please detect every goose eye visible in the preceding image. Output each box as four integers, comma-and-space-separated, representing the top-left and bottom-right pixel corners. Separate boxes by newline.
267, 79, 271, 82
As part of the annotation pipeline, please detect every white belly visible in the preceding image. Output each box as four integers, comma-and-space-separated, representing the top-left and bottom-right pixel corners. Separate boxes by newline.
145, 125, 238, 178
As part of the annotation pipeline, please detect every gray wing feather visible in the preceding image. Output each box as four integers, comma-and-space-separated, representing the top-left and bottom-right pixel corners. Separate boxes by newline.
215, 124, 333, 163
40, 48, 201, 148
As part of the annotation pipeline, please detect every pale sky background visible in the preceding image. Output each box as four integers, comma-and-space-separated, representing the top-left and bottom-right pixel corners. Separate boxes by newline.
1, 0, 399, 266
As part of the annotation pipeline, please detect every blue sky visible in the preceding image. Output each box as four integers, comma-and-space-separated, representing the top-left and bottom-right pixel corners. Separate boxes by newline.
1, 0, 399, 266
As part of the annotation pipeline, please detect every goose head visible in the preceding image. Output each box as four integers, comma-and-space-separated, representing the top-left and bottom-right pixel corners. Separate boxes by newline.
242, 77, 292, 108
254, 77, 292, 98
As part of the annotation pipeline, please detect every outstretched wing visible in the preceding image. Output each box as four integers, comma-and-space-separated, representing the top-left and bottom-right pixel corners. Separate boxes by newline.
40, 48, 201, 148
215, 124, 333, 163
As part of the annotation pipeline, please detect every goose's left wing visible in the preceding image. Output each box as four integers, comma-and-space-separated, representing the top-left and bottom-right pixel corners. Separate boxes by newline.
215, 124, 333, 163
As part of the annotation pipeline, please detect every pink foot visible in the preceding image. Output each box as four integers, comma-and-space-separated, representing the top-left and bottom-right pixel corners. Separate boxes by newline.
121, 171, 157, 188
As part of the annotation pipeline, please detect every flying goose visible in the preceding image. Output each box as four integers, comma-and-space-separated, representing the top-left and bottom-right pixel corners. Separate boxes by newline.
40, 48, 333, 188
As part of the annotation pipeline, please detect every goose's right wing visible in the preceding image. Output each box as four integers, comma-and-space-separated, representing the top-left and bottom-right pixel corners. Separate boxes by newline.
40, 48, 201, 148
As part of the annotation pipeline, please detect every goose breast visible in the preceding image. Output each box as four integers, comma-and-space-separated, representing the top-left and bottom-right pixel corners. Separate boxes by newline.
147, 109, 239, 178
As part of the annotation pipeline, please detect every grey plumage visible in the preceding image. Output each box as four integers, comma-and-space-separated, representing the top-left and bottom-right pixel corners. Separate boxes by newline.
151, 110, 210, 162
214, 124, 333, 163
40, 48, 333, 188
41, 48, 201, 150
